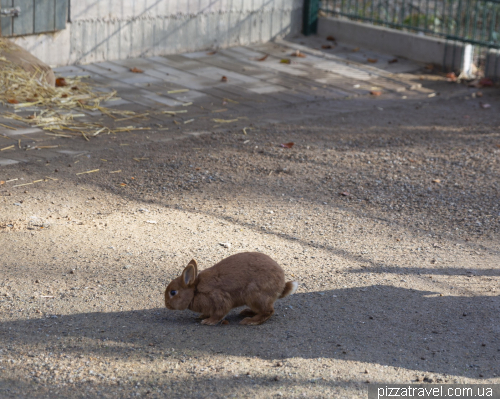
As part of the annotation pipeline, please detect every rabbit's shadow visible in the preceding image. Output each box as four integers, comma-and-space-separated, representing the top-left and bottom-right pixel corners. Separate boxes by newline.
2, 284, 498, 379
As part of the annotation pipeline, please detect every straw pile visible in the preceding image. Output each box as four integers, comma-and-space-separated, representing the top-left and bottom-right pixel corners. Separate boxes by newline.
0, 40, 144, 139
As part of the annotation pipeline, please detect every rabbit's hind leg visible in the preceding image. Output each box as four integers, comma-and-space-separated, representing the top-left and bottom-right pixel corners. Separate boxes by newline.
240, 298, 275, 325
239, 308, 256, 317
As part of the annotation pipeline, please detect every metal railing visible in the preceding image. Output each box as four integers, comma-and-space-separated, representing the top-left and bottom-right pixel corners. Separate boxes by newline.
320, 0, 500, 49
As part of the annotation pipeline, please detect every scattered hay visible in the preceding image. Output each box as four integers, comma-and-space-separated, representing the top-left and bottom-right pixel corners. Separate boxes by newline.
0, 42, 146, 139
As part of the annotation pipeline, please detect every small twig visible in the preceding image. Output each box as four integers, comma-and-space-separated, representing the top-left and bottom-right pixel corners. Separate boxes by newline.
115, 113, 149, 122
0, 123, 17, 130
76, 169, 99, 175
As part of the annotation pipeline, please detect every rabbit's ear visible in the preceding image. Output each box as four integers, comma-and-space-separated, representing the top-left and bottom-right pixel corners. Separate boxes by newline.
182, 263, 197, 287
187, 259, 198, 276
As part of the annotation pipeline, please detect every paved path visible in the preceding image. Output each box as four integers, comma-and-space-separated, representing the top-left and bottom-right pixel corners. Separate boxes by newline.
0, 36, 460, 169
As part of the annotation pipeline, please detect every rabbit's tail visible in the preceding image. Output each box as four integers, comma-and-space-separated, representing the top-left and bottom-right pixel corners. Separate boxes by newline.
279, 281, 298, 299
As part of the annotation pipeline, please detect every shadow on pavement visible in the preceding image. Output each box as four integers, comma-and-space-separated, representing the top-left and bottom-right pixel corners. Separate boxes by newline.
2, 286, 498, 379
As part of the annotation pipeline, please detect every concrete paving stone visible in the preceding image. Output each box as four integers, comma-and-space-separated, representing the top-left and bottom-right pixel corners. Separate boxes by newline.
94, 61, 131, 74
287, 36, 422, 74
264, 73, 353, 98
139, 68, 184, 85
188, 54, 269, 77
160, 62, 316, 105
142, 58, 194, 76
224, 46, 267, 59
186, 89, 263, 112
138, 86, 208, 103
165, 91, 208, 104
244, 83, 285, 94
100, 98, 133, 108
161, 55, 211, 71
182, 50, 218, 59
197, 86, 273, 108
109, 58, 175, 71
227, 53, 309, 77
184, 66, 262, 85
250, 90, 313, 107
139, 93, 185, 107
116, 74, 165, 86
66, 66, 129, 88
109, 92, 176, 110
177, 54, 335, 102
53, 65, 89, 77
78, 63, 122, 77
277, 39, 422, 91
248, 42, 385, 84
145, 58, 226, 91
0, 158, 19, 166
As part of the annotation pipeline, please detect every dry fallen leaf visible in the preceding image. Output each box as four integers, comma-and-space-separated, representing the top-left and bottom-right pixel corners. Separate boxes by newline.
221, 320, 230, 325
340, 192, 350, 197
7, 99, 19, 104
326, 36, 336, 41
425, 64, 435, 71
257, 54, 269, 61
495, 144, 500, 148
367, 58, 378, 63
221, 76, 228, 82
321, 45, 334, 49
280, 59, 291, 64
370, 90, 382, 96
130, 67, 144, 73
446, 72, 457, 82
55, 77, 67, 87
388, 58, 398, 64
292, 50, 306, 58
479, 78, 494, 87
352, 47, 360, 52
280, 142, 294, 148
0, 181, 5, 185
432, 179, 441, 183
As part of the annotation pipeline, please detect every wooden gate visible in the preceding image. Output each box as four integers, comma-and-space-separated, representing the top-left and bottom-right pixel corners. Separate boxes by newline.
0, 0, 68, 37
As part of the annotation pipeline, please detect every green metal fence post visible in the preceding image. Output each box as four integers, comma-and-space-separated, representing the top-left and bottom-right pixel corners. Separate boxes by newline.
303, 0, 320, 35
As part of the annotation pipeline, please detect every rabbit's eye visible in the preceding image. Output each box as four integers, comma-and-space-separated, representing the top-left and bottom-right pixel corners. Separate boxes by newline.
170, 290, 177, 297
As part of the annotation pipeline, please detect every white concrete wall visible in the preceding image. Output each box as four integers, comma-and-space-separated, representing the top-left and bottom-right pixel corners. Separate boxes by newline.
10, 0, 303, 66
318, 17, 465, 69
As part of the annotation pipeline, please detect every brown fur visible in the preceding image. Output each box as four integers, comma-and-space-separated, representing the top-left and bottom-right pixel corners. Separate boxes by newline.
164, 252, 298, 325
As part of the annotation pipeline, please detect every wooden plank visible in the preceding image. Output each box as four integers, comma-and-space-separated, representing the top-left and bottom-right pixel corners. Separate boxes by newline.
54, 0, 67, 31
13, 0, 34, 36
34, 0, 55, 34
1, 0, 14, 36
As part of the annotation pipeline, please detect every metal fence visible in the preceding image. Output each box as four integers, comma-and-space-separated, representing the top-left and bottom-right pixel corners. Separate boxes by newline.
310, 0, 500, 77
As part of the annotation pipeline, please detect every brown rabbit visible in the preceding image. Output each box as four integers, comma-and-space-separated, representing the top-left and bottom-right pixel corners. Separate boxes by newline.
164, 252, 298, 325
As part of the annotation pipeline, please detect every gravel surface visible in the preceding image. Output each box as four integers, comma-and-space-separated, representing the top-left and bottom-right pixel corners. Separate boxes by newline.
1, 90, 499, 398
